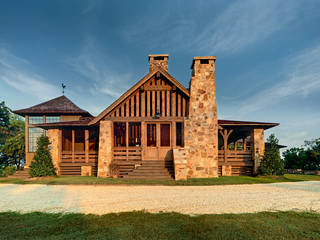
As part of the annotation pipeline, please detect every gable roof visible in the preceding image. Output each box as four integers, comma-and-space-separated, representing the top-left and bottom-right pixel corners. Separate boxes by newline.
13, 95, 92, 117
89, 66, 190, 125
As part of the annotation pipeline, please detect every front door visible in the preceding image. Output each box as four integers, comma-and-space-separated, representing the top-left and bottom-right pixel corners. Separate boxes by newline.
145, 122, 172, 160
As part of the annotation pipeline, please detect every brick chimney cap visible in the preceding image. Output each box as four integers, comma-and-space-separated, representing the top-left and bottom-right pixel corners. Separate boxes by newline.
191, 56, 216, 69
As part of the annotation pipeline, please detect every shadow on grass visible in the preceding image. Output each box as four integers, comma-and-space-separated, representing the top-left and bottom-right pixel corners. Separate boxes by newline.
0, 211, 319, 239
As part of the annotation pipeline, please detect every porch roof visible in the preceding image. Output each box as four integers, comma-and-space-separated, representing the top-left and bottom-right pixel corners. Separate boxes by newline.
218, 119, 279, 130
13, 95, 92, 117
34, 117, 94, 128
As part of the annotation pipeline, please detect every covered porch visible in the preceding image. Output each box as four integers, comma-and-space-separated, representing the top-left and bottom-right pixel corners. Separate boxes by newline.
217, 120, 278, 176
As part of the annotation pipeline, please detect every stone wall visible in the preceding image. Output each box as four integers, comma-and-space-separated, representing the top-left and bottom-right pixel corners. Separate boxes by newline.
81, 166, 93, 176
251, 128, 265, 174
97, 120, 113, 177
184, 56, 219, 178
48, 129, 61, 175
173, 148, 188, 180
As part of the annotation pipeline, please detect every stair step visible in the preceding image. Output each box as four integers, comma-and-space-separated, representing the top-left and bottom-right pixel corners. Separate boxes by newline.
123, 176, 171, 179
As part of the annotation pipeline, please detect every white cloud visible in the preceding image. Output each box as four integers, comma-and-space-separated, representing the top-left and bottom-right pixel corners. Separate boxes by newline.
68, 37, 131, 99
195, 0, 300, 55
0, 48, 60, 100
237, 43, 320, 115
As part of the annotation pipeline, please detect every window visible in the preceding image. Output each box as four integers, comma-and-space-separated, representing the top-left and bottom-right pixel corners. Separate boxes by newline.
89, 128, 99, 152
74, 129, 85, 152
46, 116, 60, 123
176, 122, 184, 147
28, 128, 44, 152
29, 116, 43, 124
114, 122, 126, 147
128, 122, 141, 146
62, 129, 72, 151
147, 124, 157, 147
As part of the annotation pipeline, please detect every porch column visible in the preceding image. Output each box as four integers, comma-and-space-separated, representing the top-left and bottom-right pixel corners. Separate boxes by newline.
97, 120, 113, 177
251, 129, 265, 175
219, 129, 233, 176
219, 129, 233, 163
48, 129, 61, 175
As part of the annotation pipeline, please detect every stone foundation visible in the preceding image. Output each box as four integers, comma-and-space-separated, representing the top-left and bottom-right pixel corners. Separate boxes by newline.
184, 56, 219, 178
81, 166, 93, 176
222, 165, 232, 176
173, 148, 188, 180
97, 120, 113, 177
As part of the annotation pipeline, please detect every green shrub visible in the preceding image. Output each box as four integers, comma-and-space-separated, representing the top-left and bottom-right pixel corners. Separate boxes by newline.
29, 135, 56, 177
259, 134, 284, 176
0, 166, 16, 177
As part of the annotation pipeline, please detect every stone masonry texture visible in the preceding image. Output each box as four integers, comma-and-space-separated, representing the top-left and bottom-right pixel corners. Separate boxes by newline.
97, 120, 113, 177
251, 128, 265, 174
184, 57, 219, 178
173, 148, 188, 180
149, 55, 168, 72
48, 129, 60, 175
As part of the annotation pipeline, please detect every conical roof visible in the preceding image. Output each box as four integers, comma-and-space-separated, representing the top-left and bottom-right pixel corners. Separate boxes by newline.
13, 95, 91, 116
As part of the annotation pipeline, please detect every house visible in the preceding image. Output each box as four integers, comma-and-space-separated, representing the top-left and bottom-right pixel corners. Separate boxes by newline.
14, 55, 279, 180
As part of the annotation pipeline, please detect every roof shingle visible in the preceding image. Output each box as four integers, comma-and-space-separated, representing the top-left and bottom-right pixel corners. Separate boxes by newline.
13, 95, 92, 116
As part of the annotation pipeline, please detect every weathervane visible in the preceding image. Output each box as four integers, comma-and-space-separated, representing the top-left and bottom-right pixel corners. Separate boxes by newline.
61, 83, 66, 95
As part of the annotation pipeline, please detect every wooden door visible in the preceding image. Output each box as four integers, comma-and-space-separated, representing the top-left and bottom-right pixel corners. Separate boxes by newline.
145, 122, 172, 160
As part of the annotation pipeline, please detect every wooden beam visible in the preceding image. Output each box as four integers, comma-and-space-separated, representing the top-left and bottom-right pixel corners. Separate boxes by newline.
136, 90, 140, 117
161, 91, 165, 117
72, 129, 75, 163
141, 91, 145, 117
131, 95, 135, 117
152, 91, 155, 116
105, 116, 185, 121
182, 97, 186, 117
166, 90, 170, 117
143, 85, 171, 91
147, 91, 151, 117
126, 100, 129, 117
85, 129, 89, 163
156, 91, 160, 114
177, 93, 181, 117
172, 91, 176, 117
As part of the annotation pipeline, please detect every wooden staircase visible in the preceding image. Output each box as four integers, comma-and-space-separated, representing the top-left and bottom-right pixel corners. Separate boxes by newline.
9, 168, 30, 179
121, 160, 174, 179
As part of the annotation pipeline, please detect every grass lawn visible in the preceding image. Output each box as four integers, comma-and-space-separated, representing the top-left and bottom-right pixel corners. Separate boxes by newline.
0, 211, 319, 239
0, 174, 320, 185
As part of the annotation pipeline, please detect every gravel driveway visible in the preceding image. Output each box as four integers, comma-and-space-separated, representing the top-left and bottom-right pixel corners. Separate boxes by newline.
1, 181, 320, 215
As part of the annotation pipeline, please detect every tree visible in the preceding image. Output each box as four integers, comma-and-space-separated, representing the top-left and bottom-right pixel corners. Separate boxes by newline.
0, 101, 11, 146
0, 101, 25, 168
1, 131, 25, 169
283, 138, 320, 170
29, 135, 56, 177
259, 134, 284, 175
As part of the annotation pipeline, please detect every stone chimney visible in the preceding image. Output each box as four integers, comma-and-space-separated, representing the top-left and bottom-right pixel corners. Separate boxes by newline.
184, 56, 219, 178
148, 54, 169, 72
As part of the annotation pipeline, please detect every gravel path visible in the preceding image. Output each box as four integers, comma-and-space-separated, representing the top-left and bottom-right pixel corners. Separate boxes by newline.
1, 181, 320, 215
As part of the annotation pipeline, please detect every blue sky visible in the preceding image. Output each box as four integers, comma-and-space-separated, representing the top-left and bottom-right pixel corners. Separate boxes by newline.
1, 0, 320, 149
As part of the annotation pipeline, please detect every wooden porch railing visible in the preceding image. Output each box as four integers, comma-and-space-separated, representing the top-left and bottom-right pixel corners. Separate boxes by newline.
61, 151, 98, 163
218, 150, 253, 165
113, 147, 142, 163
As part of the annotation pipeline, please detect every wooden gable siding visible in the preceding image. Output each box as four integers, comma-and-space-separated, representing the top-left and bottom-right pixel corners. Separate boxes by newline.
105, 74, 189, 119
